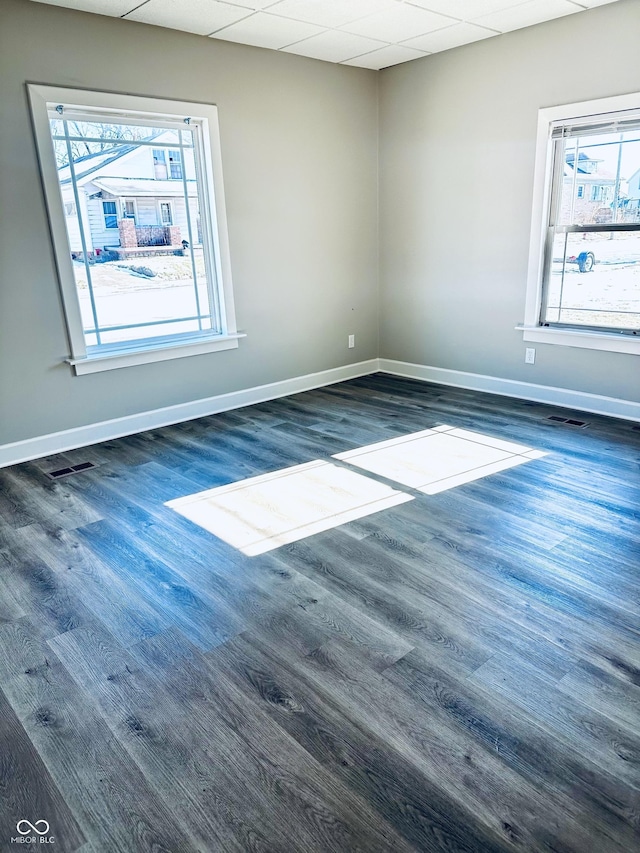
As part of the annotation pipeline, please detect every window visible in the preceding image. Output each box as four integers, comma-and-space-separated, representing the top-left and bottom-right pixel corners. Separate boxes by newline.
153, 148, 182, 180
102, 200, 118, 229
159, 201, 173, 226
28, 85, 240, 374
521, 92, 640, 354
152, 148, 167, 180
168, 149, 183, 180
122, 199, 136, 222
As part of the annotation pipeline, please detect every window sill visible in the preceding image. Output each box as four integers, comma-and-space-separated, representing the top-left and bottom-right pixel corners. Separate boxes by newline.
516, 325, 640, 355
68, 333, 245, 375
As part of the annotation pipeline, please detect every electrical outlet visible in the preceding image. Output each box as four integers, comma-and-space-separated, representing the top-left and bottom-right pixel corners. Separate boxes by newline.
348, 334, 355, 349
525, 347, 536, 364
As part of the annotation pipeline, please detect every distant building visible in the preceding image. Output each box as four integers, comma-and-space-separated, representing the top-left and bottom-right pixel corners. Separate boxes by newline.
624, 167, 640, 219
59, 129, 200, 257
561, 151, 618, 224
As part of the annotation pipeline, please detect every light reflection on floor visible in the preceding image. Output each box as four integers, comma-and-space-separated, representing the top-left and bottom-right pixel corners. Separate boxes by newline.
166, 460, 412, 556
334, 425, 546, 495
166, 425, 546, 555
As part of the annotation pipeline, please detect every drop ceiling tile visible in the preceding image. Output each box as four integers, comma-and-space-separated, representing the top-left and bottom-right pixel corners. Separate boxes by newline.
343, 44, 428, 69
268, 0, 395, 28
407, 0, 531, 19
282, 30, 387, 62
341, 4, 456, 42
211, 11, 324, 48
473, 0, 583, 32
125, 0, 251, 35
402, 21, 497, 52
35, 0, 139, 14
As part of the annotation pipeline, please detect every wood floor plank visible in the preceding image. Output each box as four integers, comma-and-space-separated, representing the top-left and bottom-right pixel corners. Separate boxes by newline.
202, 631, 514, 853
130, 629, 418, 853
0, 685, 85, 852
247, 632, 624, 853
0, 619, 198, 853
73, 518, 234, 652
1, 521, 171, 647
383, 647, 640, 848
0, 549, 98, 641
67, 462, 413, 670
48, 624, 304, 853
0, 374, 638, 851
468, 651, 640, 791
274, 533, 572, 682
0, 463, 103, 531
557, 659, 640, 731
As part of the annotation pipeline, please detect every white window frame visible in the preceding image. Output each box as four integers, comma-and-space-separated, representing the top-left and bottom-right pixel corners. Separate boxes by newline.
519, 91, 640, 355
102, 199, 119, 229
122, 198, 138, 222
28, 84, 242, 375
158, 200, 173, 226
167, 149, 183, 180
152, 148, 166, 180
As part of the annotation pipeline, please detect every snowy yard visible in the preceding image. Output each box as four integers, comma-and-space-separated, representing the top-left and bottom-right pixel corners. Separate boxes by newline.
74, 251, 212, 344
547, 233, 640, 329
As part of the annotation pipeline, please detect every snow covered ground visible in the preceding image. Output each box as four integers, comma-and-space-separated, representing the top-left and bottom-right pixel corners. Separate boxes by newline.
547, 233, 640, 329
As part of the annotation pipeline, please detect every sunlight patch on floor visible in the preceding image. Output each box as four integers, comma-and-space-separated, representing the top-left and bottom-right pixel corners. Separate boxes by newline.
166, 460, 413, 556
333, 425, 546, 495
166, 426, 546, 554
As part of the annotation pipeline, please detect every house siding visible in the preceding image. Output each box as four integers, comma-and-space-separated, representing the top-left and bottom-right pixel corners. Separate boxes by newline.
86, 193, 119, 250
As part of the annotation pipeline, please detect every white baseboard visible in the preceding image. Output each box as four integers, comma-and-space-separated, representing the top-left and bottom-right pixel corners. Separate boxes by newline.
379, 358, 640, 423
3, 356, 638, 468
0, 359, 378, 469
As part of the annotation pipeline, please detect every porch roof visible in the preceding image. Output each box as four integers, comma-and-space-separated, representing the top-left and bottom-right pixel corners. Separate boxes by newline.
92, 177, 197, 197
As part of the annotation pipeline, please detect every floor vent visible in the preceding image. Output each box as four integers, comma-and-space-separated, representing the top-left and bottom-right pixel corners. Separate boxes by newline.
546, 416, 589, 428
46, 462, 96, 480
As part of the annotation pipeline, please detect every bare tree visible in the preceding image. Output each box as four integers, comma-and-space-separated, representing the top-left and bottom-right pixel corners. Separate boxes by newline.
54, 121, 156, 168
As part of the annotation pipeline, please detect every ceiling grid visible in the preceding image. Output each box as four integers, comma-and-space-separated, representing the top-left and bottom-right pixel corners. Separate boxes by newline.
33, 0, 620, 69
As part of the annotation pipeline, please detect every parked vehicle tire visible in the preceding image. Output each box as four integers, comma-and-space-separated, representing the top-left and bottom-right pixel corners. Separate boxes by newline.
577, 251, 595, 273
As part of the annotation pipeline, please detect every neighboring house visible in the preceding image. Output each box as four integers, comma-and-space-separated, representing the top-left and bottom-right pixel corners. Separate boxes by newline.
561, 151, 619, 224
624, 167, 640, 219
59, 129, 200, 256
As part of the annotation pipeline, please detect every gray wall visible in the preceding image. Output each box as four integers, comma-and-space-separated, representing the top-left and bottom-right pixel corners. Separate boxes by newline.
378, 0, 640, 402
0, 0, 379, 444
2, 0, 639, 449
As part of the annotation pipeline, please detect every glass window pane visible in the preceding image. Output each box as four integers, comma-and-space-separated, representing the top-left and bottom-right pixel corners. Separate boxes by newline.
168, 149, 183, 180
559, 132, 640, 226
47, 112, 218, 349
544, 231, 640, 330
49, 119, 179, 144
79, 255, 212, 347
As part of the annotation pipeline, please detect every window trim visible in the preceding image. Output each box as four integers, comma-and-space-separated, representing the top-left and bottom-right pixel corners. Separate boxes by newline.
158, 199, 174, 226
122, 198, 137, 223
28, 84, 240, 373
152, 147, 168, 180
102, 199, 119, 229
521, 91, 640, 355
167, 148, 183, 180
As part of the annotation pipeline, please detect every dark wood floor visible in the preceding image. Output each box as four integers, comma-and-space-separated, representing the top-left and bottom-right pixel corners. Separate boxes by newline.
0, 374, 639, 853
